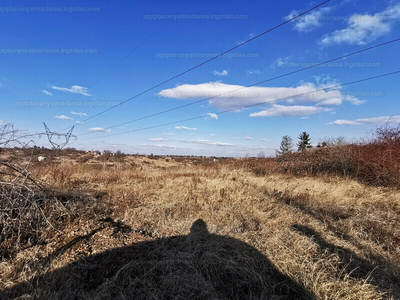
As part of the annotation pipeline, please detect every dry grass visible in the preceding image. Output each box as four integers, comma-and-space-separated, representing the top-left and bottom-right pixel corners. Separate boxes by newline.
0, 150, 399, 299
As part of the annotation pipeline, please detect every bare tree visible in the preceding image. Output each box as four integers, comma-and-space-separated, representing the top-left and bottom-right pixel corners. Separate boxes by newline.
0, 124, 51, 258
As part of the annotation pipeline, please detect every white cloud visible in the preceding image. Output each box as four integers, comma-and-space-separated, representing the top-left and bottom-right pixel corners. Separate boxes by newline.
206, 113, 218, 120
163, 132, 175, 136
210, 133, 215, 137
270, 56, 293, 68
250, 104, 331, 117
149, 138, 168, 141
320, 4, 400, 46
52, 85, 91, 96
140, 144, 184, 150
175, 126, 197, 130
55, 115, 73, 120
159, 80, 365, 119
329, 115, 400, 125
0, 120, 6, 125
158, 81, 362, 113
246, 69, 262, 76
329, 119, 361, 125
286, 7, 332, 32
245, 136, 253, 140
71, 111, 87, 116
262, 139, 272, 142
179, 139, 234, 147
0, 77, 11, 87
213, 70, 228, 76
88, 127, 111, 132
41, 89, 53, 96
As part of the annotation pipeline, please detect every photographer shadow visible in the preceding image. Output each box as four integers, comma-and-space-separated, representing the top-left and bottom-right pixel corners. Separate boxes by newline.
1, 219, 314, 300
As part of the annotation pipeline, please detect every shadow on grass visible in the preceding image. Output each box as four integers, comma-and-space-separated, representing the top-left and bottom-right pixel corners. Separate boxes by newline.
272, 191, 400, 297
291, 224, 400, 299
1, 219, 314, 300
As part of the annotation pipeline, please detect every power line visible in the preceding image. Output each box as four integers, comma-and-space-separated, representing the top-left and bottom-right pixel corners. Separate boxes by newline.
52, 4, 190, 132
80, 70, 400, 141
77, 38, 400, 137
58, 0, 330, 132
75, 0, 389, 131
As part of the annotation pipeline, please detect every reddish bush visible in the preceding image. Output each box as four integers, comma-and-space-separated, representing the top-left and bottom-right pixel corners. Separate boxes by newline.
239, 125, 400, 188
354, 125, 400, 187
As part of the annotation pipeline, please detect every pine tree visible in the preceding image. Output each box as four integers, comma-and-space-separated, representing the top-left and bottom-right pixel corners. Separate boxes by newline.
276, 135, 293, 157
297, 131, 312, 152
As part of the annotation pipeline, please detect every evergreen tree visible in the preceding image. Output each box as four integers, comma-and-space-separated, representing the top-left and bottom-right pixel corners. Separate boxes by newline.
276, 135, 293, 156
297, 131, 312, 152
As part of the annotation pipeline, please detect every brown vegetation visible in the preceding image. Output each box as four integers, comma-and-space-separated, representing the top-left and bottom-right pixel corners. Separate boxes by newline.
269, 125, 400, 188
0, 126, 399, 299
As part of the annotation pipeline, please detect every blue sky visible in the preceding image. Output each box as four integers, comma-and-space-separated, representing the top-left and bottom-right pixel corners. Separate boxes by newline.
1, 0, 399, 156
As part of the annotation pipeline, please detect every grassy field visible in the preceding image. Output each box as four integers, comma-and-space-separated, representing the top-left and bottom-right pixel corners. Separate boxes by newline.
0, 146, 399, 299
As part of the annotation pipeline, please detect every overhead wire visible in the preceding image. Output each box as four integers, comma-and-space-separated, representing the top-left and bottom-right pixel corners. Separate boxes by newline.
75, 0, 392, 133
77, 38, 400, 137
57, 0, 331, 132
80, 70, 400, 141
51, 3, 191, 132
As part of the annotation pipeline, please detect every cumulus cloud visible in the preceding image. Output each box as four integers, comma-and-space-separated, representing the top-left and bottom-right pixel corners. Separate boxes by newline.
320, 4, 400, 46
210, 133, 215, 137
88, 127, 111, 132
158, 81, 363, 117
206, 113, 218, 120
52, 85, 91, 96
245, 136, 253, 140
286, 7, 333, 32
71, 111, 87, 116
329, 115, 400, 125
179, 139, 234, 147
41, 89, 53, 96
149, 138, 168, 141
175, 126, 197, 130
213, 70, 228, 76
54, 115, 73, 120
250, 104, 331, 117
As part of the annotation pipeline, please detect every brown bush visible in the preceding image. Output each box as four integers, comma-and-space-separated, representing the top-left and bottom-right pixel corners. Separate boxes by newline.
240, 126, 400, 188
355, 125, 400, 186
276, 146, 357, 177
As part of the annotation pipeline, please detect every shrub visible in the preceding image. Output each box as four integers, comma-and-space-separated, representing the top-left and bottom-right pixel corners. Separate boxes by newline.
241, 125, 400, 188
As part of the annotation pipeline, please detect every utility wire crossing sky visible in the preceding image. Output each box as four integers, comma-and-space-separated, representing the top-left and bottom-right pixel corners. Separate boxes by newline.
1, 0, 400, 156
